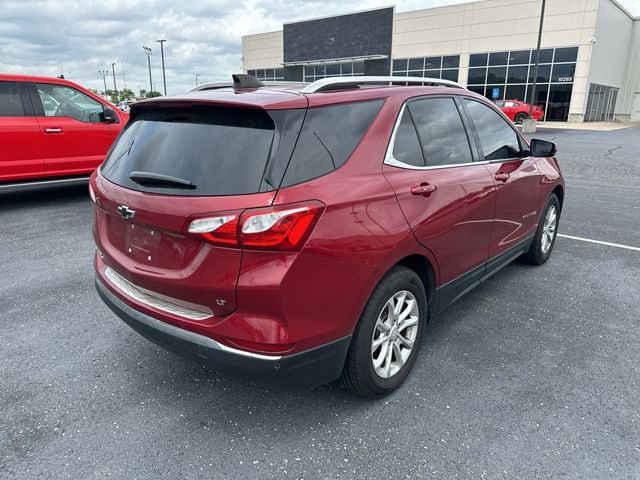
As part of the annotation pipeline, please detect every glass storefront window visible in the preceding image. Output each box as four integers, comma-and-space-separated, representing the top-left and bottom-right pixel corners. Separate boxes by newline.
551, 63, 576, 83
467, 46, 578, 121
442, 55, 460, 69
467, 67, 487, 85
489, 51, 509, 66
487, 67, 507, 84
507, 66, 529, 83
469, 53, 488, 67
392, 55, 461, 82
554, 47, 578, 63
508, 50, 531, 65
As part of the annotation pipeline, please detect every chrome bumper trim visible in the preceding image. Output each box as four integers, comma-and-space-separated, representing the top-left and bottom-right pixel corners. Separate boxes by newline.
104, 267, 212, 321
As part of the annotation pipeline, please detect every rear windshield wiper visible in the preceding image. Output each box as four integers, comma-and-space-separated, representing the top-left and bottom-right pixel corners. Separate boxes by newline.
129, 171, 196, 189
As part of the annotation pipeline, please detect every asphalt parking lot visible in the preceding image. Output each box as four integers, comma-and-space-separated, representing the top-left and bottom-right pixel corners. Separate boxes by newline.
1, 126, 639, 479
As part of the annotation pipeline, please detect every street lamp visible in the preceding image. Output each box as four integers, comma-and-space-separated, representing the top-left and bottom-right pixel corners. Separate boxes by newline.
111, 62, 118, 97
156, 39, 167, 95
195, 74, 200, 86
142, 46, 153, 93
98, 70, 109, 96
526, 0, 547, 132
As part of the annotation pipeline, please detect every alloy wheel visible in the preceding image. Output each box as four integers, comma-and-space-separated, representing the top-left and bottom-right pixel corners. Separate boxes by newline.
371, 290, 419, 379
541, 205, 557, 254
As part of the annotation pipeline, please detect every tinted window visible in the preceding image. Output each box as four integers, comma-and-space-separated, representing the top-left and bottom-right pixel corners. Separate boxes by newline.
102, 106, 304, 196
442, 55, 460, 69
487, 67, 506, 84
489, 51, 509, 66
0, 81, 25, 117
509, 50, 531, 65
468, 67, 487, 85
391, 110, 424, 167
281, 100, 383, 187
464, 99, 522, 161
36, 83, 103, 123
469, 53, 488, 67
409, 98, 473, 167
507, 65, 529, 83
554, 47, 578, 63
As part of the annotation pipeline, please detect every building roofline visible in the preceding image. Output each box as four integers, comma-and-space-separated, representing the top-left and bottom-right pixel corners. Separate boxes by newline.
608, 0, 639, 20
283, 5, 395, 25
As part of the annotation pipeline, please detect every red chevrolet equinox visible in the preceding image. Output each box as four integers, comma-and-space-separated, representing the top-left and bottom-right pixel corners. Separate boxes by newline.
92, 75, 564, 398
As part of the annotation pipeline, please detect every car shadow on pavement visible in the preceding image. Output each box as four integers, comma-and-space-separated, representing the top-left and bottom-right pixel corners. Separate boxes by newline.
0, 184, 89, 211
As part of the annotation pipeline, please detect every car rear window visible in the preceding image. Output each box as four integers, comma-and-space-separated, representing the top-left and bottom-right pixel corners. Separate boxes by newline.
101, 106, 305, 196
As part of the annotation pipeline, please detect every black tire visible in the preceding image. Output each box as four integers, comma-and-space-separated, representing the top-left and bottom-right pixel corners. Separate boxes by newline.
515, 112, 528, 124
341, 266, 427, 399
523, 193, 560, 265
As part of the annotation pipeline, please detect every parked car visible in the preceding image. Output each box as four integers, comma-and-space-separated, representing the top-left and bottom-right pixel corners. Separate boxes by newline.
495, 99, 544, 123
0, 73, 128, 191
116, 100, 136, 113
92, 75, 564, 398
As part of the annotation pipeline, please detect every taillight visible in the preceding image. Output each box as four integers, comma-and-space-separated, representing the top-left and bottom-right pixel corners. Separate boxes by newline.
188, 214, 239, 246
186, 201, 325, 251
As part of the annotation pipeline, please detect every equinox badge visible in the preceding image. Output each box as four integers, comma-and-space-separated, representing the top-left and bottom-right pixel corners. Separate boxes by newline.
117, 205, 136, 220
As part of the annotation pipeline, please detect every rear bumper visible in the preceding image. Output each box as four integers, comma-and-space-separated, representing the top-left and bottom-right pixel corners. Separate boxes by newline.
95, 277, 351, 387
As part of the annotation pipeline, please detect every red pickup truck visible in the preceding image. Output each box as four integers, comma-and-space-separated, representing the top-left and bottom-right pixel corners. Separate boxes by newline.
0, 73, 128, 192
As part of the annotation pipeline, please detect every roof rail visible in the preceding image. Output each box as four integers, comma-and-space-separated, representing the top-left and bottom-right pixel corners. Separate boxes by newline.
300, 76, 464, 93
187, 82, 233, 92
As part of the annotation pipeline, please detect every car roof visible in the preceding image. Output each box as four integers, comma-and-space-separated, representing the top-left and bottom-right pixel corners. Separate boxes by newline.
0, 72, 82, 86
134, 83, 485, 111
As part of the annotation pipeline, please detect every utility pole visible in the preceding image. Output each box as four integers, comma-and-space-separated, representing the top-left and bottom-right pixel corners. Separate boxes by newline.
156, 39, 167, 95
98, 70, 109, 96
121, 61, 127, 90
195, 74, 200, 86
111, 62, 118, 100
526, 0, 547, 132
142, 46, 153, 93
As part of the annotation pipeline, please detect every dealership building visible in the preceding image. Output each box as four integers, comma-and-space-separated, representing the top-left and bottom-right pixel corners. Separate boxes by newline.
242, 0, 640, 122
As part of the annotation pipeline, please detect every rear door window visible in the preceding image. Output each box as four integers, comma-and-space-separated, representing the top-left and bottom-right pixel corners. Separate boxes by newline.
281, 100, 383, 187
101, 106, 304, 196
390, 108, 425, 167
408, 97, 473, 167
0, 81, 25, 116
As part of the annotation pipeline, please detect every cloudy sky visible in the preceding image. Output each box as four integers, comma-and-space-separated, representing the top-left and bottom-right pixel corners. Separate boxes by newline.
1, 0, 639, 95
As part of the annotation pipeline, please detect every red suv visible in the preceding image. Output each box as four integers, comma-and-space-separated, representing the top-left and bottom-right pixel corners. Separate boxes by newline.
495, 99, 544, 123
0, 74, 127, 191
92, 75, 564, 398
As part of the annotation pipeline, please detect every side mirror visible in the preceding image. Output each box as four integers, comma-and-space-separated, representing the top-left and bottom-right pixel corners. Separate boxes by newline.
530, 138, 557, 157
102, 107, 119, 123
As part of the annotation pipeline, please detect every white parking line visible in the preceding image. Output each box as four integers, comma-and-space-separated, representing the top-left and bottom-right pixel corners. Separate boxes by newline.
557, 234, 640, 252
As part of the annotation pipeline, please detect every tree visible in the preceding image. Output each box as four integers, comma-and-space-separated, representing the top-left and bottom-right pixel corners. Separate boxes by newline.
138, 89, 162, 99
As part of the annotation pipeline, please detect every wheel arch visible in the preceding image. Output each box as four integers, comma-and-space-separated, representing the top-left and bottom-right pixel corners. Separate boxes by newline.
552, 184, 564, 211
396, 254, 437, 321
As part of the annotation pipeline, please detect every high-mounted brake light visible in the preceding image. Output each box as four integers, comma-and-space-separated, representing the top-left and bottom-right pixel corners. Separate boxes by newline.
187, 201, 325, 251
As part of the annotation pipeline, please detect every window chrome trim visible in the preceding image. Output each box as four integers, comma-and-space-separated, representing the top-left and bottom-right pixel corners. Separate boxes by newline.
384, 102, 489, 171
105, 267, 213, 321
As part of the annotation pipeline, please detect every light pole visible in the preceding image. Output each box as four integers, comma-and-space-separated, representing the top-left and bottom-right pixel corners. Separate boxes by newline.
121, 61, 127, 90
142, 46, 153, 93
98, 70, 109, 96
527, 0, 547, 131
195, 74, 200, 86
111, 62, 118, 99
156, 39, 167, 95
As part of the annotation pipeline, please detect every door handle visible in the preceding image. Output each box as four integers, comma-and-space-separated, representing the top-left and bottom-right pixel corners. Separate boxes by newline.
45, 128, 63, 134
495, 173, 510, 182
411, 183, 437, 197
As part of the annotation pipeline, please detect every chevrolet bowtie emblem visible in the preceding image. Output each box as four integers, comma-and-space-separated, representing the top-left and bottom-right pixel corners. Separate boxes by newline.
117, 205, 136, 220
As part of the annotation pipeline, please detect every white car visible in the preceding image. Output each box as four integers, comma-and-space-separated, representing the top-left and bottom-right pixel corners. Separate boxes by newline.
116, 100, 136, 113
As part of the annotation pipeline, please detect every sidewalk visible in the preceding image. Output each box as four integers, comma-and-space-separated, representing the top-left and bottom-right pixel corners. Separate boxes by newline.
533, 121, 639, 131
